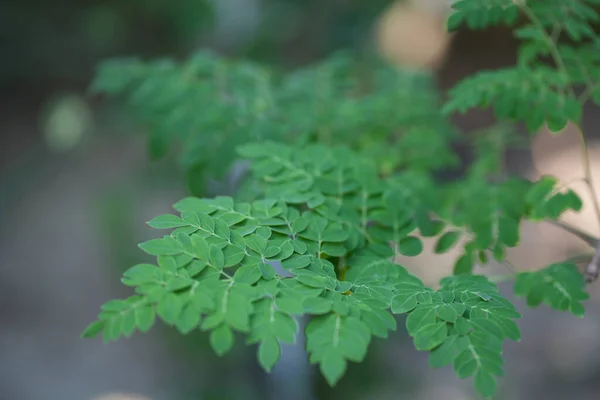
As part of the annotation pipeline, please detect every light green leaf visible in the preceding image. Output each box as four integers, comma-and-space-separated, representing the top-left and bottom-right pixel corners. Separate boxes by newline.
210, 324, 234, 356
147, 214, 189, 229
81, 320, 105, 338
406, 305, 437, 335
475, 370, 497, 399
391, 293, 418, 314
259, 262, 276, 280
139, 237, 182, 256
304, 297, 333, 314
209, 245, 225, 269
320, 349, 347, 386
413, 322, 448, 351
234, 263, 262, 284
258, 336, 281, 372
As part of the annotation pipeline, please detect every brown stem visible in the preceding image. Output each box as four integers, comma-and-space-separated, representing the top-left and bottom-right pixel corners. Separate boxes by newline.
585, 240, 600, 283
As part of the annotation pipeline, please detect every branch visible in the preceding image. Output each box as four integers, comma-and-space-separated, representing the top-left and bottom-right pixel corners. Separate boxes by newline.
574, 125, 600, 227
547, 220, 600, 282
548, 220, 598, 248
585, 240, 600, 283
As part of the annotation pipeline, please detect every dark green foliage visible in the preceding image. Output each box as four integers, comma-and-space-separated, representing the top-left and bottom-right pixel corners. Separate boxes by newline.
515, 262, 589, 316
82, 193, 521, 394
448, 0, 520, 31
446, 0, 600, 133
91, 51, 458, 192
443, 66, 582, 131
84, 143, 584, 398
83, 1, 600, 398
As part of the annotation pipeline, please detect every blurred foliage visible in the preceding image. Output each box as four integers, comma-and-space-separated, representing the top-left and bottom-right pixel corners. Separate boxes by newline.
1, 0, 214, 83
82, 2, 600, 398
2, 0, 398, 86
90, 50, 458, 196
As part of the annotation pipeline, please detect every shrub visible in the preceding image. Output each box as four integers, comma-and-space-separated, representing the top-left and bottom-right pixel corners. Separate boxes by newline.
83, 1, 600, 398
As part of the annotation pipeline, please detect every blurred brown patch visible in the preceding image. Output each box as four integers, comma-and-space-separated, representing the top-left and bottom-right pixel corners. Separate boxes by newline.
375, 1, 452, 71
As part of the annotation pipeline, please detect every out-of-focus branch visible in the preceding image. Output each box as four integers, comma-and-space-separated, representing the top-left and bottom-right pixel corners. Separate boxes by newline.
548, 220, 598, 248
547, 220, 600, 282
585, 240, 600, 283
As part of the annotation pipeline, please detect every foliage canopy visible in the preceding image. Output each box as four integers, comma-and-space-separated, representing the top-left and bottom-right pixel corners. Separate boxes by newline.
83, 1, 600, 398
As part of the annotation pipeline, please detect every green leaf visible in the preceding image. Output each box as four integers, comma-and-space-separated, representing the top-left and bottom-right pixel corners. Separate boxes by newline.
295, 271, 328, 288
437, 304, 459, 322
413, 322, 448, 351
258, 336, 281, 372
234, 263, 262, 284
397, 236, 423, 257
282, 255, 312, 269
304, 297, 333, 314
435, 231, 461, 254
429, 335, 467, 368
148, 214, 189, 229
81, 320, 105, 338
85, 50, 562, 399
157, 293, 183, 324
514, 262, 589, 317
391, 293, 418, 314
320, 349, 347, 386
406, 305, 437, 335
444, 67, 581, 133
135, 305, 156, 332
209, 245, 225, 269
259, 262, 276, 280
210, 324, 234, 356
475, 370, 497, 398
175, 304, 202, 334
453, 252, 474, 275
447, 0, 519, 31
275, 295, 305, 315
139, 237, 182, 256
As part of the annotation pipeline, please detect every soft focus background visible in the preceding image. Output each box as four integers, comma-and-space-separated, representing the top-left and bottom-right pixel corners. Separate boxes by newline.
2, 1, 600, 399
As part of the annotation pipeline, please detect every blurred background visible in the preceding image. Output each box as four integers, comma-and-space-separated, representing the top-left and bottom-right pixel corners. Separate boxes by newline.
2, 0, 600, 399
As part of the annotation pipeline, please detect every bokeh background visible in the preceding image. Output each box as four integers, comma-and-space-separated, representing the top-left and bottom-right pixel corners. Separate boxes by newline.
2, 1, 600, 399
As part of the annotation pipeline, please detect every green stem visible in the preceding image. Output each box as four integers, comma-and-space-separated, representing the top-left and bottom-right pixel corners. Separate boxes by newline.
574, 124, 600, 234
520, 4, 575, 98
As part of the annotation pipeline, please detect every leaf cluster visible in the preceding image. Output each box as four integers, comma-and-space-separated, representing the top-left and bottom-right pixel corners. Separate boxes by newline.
91, 51, 459, 191
84, 141, 586, 398
446, 0, 600, 132
83, 2, 600, 397
83, 192, 521, 397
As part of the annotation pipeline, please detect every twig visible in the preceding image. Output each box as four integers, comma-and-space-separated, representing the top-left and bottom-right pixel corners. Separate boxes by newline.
520, 4, 600, 282
547, 220, 598, 248
585, 240, 600, 283
574, 125, 600, 225
520, 4, 575, 98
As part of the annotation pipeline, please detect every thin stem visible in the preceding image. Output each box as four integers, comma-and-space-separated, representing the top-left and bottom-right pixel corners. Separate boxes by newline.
574, 124, 600, 232
578, 82, 600, 104
547, 220, 598, 248
550, 23, 562, 43
585, 240, 600, 282
519, 4, 600, 282
550, 177, 586, 196
562, 252, 595, 265
501, 259, 516, 274
520, 5, 575, 98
